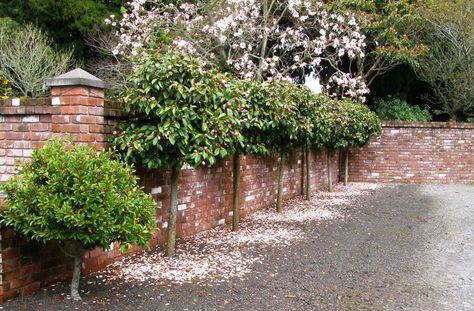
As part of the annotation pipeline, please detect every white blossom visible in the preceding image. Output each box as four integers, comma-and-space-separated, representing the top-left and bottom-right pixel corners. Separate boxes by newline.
110, 0, 369, 101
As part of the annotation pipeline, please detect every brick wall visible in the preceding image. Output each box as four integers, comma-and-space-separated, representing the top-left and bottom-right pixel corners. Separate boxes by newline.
0, 80, 340, 302
349, 121, 474, 183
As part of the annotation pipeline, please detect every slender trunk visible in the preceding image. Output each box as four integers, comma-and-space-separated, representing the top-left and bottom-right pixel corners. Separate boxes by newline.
166, 165, 180, 257
327, 149, 333, 192
276, 148, 285, 213
300, 146, 305, 196
70, 247, 85, 301
232, 153, 241, 231
344, 149, 349, 186
305, 147, 311, 200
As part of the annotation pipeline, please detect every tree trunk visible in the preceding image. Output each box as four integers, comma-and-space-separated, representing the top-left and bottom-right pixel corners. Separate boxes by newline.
70, 249, 85, 301
276, 148, 285, 213
56, 241, 86, 301
305, 147, 311, 200
232, 153, 241, 231
327, 149, 333, 192
300, 147, 305, 196
344, 149, 349, 186
166, 165, 180, 257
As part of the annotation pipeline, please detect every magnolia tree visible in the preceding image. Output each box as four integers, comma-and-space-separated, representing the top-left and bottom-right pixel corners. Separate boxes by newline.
111, 52, 243, 256
107, 0, 370, 101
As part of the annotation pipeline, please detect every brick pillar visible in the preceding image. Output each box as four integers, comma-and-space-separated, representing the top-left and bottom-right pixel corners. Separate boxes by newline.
45, 68, 108, 150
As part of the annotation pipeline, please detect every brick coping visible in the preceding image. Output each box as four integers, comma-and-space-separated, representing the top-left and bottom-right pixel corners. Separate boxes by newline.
0, 98, 122, 117
382, 121, 474, 129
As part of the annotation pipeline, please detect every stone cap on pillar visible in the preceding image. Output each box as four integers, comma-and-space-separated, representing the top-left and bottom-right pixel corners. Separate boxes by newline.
45, 68, 106, 89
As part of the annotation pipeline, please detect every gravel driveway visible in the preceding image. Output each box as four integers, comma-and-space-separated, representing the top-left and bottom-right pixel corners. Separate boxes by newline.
3, 184, 474, 311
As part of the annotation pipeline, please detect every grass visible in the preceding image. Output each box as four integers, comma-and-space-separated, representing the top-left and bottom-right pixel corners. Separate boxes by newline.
469, 181, 474, 187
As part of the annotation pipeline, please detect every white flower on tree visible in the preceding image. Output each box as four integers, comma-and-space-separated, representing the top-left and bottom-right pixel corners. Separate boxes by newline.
108, 0, 370, 102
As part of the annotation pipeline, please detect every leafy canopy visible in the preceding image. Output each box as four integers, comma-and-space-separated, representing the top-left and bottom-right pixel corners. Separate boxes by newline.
311, 96, 382, 149
111, 52, 243, 170
233, 80, 316, 155
0, 139, 156, 251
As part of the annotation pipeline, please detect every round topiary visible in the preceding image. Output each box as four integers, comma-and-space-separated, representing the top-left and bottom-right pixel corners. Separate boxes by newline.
0, 139, 156, 300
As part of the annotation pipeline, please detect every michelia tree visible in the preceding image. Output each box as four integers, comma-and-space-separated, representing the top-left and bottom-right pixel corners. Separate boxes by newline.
107, 0, 370, 101
262, 81, 313, 212
311, 97, 381, 191
336, 99, 382, 185
111, 52, 243, 256
1, 139, 156, 301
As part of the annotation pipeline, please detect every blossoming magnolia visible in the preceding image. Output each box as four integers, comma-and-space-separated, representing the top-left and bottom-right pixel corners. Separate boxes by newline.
108, 0, 369, 102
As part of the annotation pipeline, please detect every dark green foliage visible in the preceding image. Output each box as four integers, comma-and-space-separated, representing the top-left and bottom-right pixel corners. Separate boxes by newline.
111, 52, 243, 170
311, 96, 382, 149
235, 80, 314, 155
376, 98, 432, 121
0, 139, 156, 252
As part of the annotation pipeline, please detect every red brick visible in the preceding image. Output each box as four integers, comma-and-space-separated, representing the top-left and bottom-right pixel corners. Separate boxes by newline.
60, 106, 88, 115
60, 87, 90, 96
51, 124, 81, 133
51, 115, 70, 123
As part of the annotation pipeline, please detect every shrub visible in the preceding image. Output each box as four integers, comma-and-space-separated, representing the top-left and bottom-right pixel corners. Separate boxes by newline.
376, 98, 432, 122
0, 24, 74, 97
0, 139, 156, 300
0, 75, 11, 99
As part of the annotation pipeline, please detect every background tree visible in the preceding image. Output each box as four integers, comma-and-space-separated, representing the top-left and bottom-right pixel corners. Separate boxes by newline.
414, 0, 473, 121
0, 0, 125, 58
111, 52, 242, 256
0, 139, 156, 301
375, 97, 431, 122
0, 74, 11, 99
0, 24, 74, 97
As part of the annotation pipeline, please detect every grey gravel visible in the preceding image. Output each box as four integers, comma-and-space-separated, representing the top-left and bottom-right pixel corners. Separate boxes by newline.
3, 184, 474, 311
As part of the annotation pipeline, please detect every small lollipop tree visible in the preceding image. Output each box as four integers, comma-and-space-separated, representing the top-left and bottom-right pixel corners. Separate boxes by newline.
227, 80, 273, 231
311, 98, 381, 191
111, 52, 242, 256
310, 96, 346, 192
0, 139, 156, 301
337, 100, 382, 185
262, 82, 313, 212
295, 94, 324, 201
